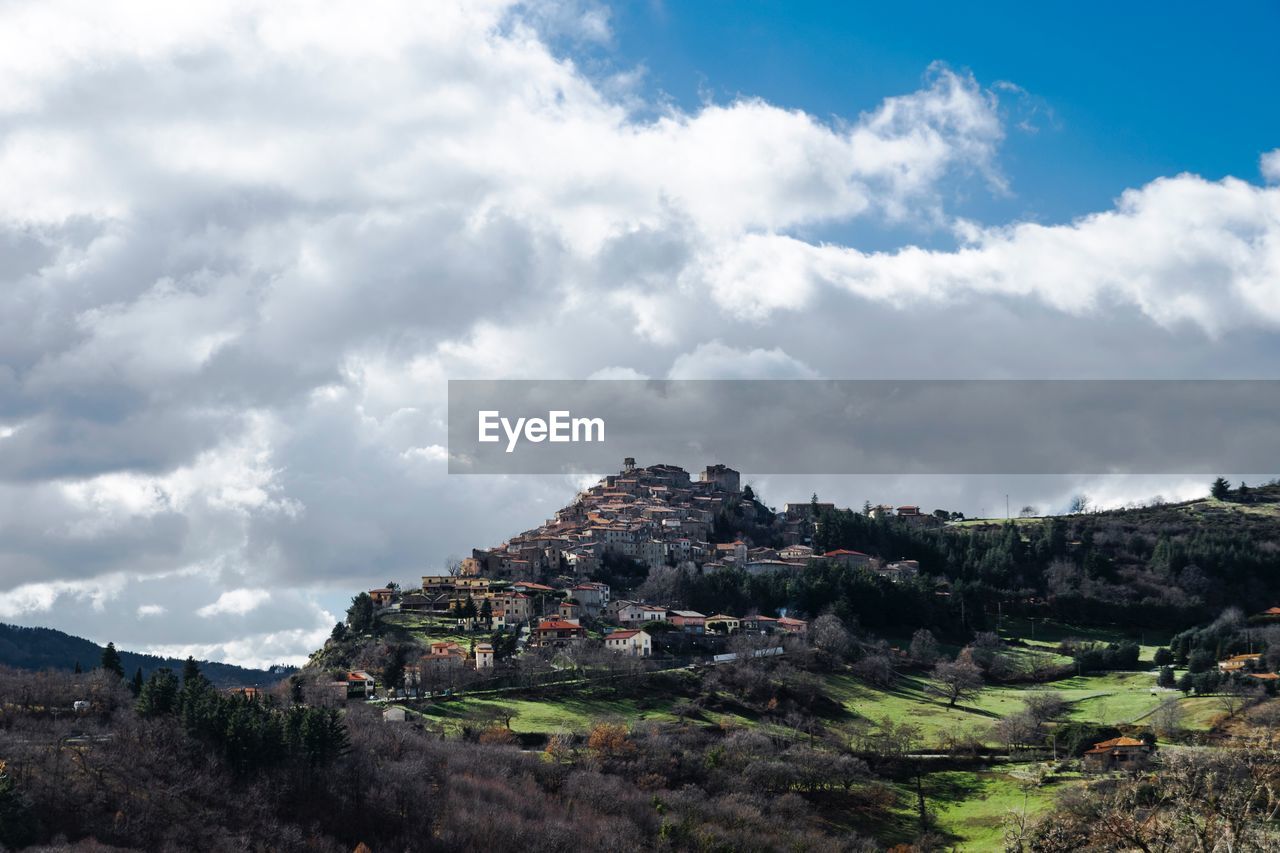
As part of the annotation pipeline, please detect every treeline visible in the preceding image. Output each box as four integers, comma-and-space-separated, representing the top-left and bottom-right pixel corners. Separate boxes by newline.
0, 663, 892, 852
133, 659, 349, 776
0, 622, 289, 688
805, 487, 1280, 633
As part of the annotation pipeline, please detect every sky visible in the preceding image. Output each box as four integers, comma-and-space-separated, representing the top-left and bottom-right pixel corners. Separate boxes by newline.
0, 0, 1278, 667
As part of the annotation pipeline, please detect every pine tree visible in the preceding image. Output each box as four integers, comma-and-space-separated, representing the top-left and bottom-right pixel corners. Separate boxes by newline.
346, 592, 375, 633
0, 761, 37, 849
1211, 476, 1231, 500
130, 667, 144, 696
73, 660, 82, 674
136, 668, 180, 716
100, 641, 125, 678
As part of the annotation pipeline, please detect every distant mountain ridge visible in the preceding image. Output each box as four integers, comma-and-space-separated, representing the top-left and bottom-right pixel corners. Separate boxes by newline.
0, 623, 292, 688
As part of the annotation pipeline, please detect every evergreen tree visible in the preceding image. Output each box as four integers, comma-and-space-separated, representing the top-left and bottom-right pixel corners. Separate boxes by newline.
130, 667, 144, 696
137, 668, 180, 716
0, 761, 36, 849
100, 641, 125, 678
346, 592, 376, 633
73, 660, 82, 674
381, 646, 407, 694
1210, 476, 1231, 500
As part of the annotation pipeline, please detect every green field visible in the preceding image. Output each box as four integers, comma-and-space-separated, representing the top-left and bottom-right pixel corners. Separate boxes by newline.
918, 767, 1082, 851
378, 611, 477, 647
825, 667, 1225, 746
415, 693, 684, 733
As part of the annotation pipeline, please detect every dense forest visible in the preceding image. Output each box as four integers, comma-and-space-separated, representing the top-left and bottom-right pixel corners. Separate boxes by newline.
0, 623, 291, 689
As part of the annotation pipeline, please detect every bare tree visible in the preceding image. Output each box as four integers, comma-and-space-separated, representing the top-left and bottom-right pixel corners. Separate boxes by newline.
1068, 494, 1091, 514
908, 628, 940, 666
1023, 691, 1066, 725
927, 659, 983, 708
1151, 698, 1184, 739
810, 614, 851, 660
1215, 680, 1262, 719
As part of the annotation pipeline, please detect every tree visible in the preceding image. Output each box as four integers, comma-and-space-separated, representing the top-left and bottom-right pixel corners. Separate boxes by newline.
1153, 647, 1173, 667
1018, 505, 1038, 518
927, 659, 983, 708
852, 653, 896, 687
73, 660, 82, 674
381, 646, 407, 696
1151, 698, 1184, 738
346, 592, 375, 633
1210, 476, 1230, 500
0, 761, 36, 849
130, 667, 144, 696
330, 621, 348, 642
810, 614, 851, 659
909, 629, 940, 665
182, 655, 202, 685
100, 641, 125, 678
1068, 494, 1091, 514
1157, 666, 1176, 688
1216, 680, 1261, 718
136, 668, 180, 716
1023, 691, 1066, 725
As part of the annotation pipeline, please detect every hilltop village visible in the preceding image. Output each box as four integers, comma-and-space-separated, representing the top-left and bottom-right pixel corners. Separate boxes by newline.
326, 458, 941, 695
457, 456, 941, 581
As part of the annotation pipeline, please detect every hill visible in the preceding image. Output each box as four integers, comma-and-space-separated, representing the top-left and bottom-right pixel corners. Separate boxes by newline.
0, 623, 292, 688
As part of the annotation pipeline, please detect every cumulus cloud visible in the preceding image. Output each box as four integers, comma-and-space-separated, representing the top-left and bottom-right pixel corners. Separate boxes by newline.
0, 0, 1273, 664
668, 342, 819, 380
1263, 148, 1280, 184
196, 589, 270, 618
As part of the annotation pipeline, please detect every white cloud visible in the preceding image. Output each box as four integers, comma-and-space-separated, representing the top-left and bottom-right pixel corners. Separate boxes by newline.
196, 588, 269, 618
0, 0, 1274, 665
697, 174, 1280, 336
1263, 148, 1280, 184
136, 604, 166, 617
668, 341, 819, 380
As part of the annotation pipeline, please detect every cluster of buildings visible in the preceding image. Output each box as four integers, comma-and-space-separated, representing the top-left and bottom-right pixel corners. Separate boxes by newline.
455, 459, 743, 580
451, 458, 931, 582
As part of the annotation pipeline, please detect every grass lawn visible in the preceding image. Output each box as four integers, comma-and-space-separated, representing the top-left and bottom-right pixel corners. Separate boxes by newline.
378, 611, 478, 647
917, 767, 1081, 851
824, 669, 1182, 746
998, 616, 1172, 665
416, 693, 685, 733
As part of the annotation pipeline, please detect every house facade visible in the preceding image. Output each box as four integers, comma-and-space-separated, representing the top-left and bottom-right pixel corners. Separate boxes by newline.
604, 629, 652, 657
1083, 736, 1152, 772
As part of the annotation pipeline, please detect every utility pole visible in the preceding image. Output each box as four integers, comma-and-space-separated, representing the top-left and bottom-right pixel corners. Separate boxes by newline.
1006, 494, 1010, 520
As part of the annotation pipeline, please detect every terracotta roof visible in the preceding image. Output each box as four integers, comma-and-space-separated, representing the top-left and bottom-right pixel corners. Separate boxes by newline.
1089, 736, 1146, 751
823, 549, 870, 557
536, 619, 583, 631
1248, 672, 1280, 680
607, 630, 642, 640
